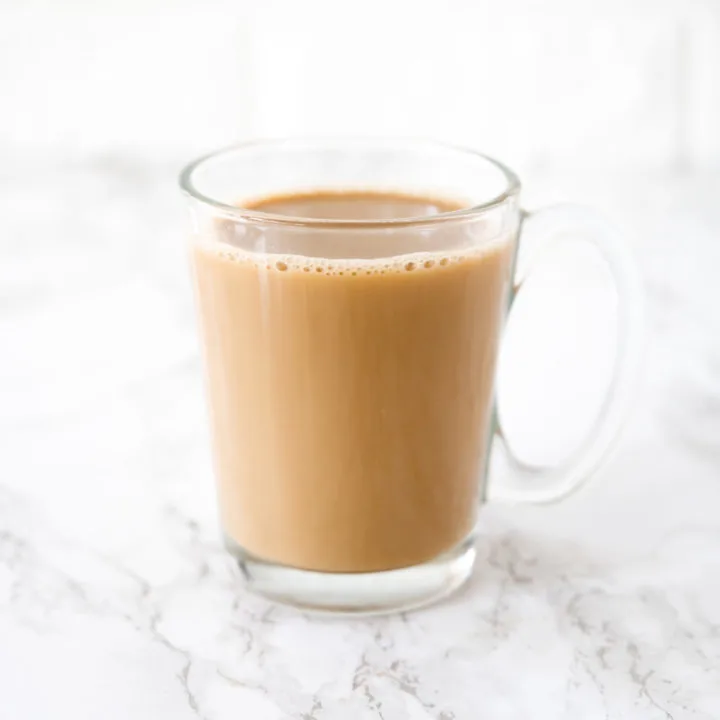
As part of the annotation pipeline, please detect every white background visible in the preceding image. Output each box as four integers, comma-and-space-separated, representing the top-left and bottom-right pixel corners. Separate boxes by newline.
2, 0, 719, 170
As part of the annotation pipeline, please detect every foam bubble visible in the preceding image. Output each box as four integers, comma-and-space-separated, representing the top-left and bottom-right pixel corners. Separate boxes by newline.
197, 236, 511, 277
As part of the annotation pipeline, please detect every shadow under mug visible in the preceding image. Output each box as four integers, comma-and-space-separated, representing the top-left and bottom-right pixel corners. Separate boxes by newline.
180, 138, 642, 614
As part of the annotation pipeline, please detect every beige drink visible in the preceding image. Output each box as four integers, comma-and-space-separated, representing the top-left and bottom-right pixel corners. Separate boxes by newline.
192, 191, 515, 573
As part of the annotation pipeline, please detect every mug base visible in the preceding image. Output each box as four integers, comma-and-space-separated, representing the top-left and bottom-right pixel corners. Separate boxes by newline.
223, 534, 476, 616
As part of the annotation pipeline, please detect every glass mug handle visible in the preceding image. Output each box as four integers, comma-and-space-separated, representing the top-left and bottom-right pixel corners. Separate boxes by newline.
487, 205, 643, 504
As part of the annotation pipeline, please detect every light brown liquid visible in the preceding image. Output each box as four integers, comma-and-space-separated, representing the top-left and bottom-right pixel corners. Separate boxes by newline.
192, 191, 515, 572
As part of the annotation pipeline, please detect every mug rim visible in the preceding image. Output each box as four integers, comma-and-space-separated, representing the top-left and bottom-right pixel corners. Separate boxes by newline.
179, 137, 521, 229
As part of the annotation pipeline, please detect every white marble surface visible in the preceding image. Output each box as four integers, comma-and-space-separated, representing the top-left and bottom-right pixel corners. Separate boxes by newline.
2, 157, 720, 719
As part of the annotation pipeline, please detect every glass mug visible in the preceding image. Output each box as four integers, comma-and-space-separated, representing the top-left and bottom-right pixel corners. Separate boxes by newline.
180, 138, 641, 614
